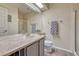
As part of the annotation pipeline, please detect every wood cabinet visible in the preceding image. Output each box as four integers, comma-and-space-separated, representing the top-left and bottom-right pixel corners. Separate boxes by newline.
19, 48, 25, 56
27, 42, 38, 56
39, 39, 44, 56
9, 38, 45, 56
0, 34, 45, 56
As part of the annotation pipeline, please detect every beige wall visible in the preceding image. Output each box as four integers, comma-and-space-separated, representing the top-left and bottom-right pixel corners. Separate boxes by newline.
26, 4, 79, 51
18, 12, 27, 33
18, 12, 24, 33
0, 4, 27, 34
26, 13, 43, 33
8, 7, 19, 35
0, 4, 19, 35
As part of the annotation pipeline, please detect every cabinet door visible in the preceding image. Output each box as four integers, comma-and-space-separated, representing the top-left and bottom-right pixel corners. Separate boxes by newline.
27, 42, 38, 56
39, 39, 44, 56
20, 48, 25, 56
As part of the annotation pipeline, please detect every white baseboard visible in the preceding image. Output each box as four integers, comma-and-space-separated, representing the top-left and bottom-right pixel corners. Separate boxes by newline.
53, 46, 78, 56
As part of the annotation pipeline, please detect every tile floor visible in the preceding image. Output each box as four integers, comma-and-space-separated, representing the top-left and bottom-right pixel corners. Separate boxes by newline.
44, 48, 75, 56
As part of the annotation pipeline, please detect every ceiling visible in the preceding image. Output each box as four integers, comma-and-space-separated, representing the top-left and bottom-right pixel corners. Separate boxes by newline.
0, 3, 79, 15
13, 3, 34, 14
0, 3, 49, 15
0, 3, 34, 14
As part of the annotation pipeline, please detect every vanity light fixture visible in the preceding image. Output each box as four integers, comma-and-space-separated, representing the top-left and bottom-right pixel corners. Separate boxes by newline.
25, 3, 41, 13
35, 3, 44, 8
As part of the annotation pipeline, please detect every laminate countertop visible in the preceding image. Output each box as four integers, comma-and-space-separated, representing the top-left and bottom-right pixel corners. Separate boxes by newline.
0, 34, 45, 56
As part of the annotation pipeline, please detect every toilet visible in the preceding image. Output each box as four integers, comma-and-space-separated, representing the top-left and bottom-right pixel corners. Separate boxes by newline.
44, 40, 54, 53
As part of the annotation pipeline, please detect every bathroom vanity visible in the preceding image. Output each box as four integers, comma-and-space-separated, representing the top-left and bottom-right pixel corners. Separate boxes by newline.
0, 34, 45, 56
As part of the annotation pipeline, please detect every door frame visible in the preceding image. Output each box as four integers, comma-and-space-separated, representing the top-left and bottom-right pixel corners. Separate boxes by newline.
75, 10, 77, 52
